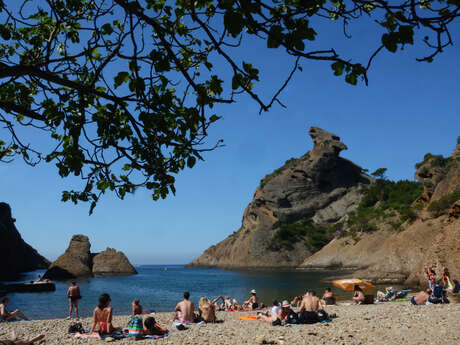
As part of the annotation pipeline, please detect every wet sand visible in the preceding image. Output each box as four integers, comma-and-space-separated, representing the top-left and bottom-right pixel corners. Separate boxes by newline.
1, 302, 459, 344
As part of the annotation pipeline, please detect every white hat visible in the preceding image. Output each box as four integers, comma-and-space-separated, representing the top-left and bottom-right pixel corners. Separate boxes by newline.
250, 289, 256, 294
282, 300, 290, 307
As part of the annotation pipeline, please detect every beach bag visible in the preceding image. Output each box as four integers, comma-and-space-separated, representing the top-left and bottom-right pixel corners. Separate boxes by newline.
127, 316, 143, 338
286, 309, 299, 324
316, 309, 328, 322
68, 322, 84, 333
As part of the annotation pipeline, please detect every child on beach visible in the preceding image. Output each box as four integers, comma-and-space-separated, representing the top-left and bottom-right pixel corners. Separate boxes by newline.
90, 293, 120, 334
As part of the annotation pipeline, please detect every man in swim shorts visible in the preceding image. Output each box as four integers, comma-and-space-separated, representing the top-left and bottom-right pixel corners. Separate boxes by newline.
174, 291, 196, 323
67, 281, 80, 318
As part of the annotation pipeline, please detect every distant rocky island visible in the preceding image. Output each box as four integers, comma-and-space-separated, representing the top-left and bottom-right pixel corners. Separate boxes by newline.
188, 127, 460, 287
44, 235, 137, 279
0, 202, 49, 277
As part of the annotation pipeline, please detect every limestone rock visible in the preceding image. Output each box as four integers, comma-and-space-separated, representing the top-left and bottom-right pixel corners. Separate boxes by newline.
44, 234, 92, 279
448, 200, 460, 219
188, 127, 371, 269
0, 202, 49, 277
92, 248, 137, 276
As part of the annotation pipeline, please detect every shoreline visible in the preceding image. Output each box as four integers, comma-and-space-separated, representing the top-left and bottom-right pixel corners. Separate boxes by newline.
1, 302, 459, 344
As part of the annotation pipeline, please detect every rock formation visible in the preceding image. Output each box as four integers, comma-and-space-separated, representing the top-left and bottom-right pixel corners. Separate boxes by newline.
188, 127, 372, 268
92, 248, 137, 276
0, 202, 49, 277
301, 141, 460, 286
44, 235, 136, 279
44, 235, 92, 279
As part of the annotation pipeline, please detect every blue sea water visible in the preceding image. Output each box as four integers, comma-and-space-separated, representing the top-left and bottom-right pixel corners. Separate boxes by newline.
3, 265, 358, 320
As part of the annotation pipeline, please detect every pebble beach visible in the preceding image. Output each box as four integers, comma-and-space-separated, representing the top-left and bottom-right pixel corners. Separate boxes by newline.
1, 301, 459, 345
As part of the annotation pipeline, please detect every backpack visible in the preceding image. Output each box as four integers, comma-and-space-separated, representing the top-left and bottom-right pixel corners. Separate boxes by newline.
127, 316, 143, 338
286, 309, 299, 324
316, 309, 329, 322
271, 318, 282, 326
68, 322, 84, 333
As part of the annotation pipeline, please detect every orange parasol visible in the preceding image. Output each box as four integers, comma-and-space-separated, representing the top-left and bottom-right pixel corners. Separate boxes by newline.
332, 278, 375, 291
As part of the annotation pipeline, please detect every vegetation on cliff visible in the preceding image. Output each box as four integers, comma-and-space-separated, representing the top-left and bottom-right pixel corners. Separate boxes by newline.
260, 153, 309, 188
428, 189, 460, 217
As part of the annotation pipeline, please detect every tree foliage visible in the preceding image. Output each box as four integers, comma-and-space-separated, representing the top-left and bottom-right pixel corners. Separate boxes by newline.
0, 0, 458, 212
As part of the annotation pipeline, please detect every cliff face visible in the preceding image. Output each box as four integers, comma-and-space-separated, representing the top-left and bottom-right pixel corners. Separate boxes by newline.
44, 235, 137, 279
188, 127, 372, 268
302, 143, 460, 286
0, 202, 49, 278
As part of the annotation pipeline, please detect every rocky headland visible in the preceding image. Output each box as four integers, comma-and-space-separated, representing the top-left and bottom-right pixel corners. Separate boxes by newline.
44, 234, 137, 279
0, 202, 49, 278
189, 127, 460, 287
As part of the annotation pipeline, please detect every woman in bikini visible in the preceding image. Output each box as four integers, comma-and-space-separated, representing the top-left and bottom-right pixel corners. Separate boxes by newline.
90, 293, 120, 334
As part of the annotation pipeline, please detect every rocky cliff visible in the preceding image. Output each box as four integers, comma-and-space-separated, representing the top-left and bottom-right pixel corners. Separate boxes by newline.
188, 127, 372, 268
302, 141, 460, 286
44, 235, 137, 279
0, 202, 49, 278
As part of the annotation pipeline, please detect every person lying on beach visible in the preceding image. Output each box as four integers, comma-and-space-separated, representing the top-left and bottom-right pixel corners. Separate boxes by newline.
257, 300, 281, 323
243, 289, 260, 310
410, 289, 432, 305
376, 287, 395, 302
0, 297, 28, 321
90, 293, 120, 333
198, 297, 217, 323
0, 331, 45, 345
352, 285, 365, 304
143, 317, 168, 336
174, 291, 197, 323
132, 299, 142, 315
321, 288, 336, 306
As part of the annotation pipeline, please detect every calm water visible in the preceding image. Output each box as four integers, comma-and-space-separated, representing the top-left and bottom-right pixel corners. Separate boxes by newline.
3, 265, 364, 320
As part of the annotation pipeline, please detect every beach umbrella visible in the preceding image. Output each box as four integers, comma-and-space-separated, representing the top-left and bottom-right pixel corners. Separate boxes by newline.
332, 278, 375, 291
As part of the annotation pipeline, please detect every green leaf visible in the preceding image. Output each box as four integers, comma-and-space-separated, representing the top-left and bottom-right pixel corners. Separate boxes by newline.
209, 115, 221, 123
398, 26, 414, 45
331, 62, 344, 76
267, 25, 283, 49
187, 156, 196, 168
382, 33, 398, 53
114, 71, 129, 88
345, 73, 357, 85
101, 23, 113, 35
224, 10, 244, 38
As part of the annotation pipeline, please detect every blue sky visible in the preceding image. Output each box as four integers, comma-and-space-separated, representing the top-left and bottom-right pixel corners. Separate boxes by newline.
1, 9, 459, 265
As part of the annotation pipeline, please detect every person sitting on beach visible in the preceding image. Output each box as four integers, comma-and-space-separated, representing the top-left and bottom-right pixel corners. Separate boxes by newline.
426, 266, 436, 290
290, 295, 302, 308
376, 287, 396, 302
174, 291, 196, 323
257, 300, 281, 323
278, 301, 292, 321
410, 289, 431, 305
143, 317, 168, 336
243, 289, 260, 310
442, 268, 451, 289
198, 297, 217, 323
352, 285, 365, 304
231, 298, 244, 311
0, 331, 45, 345
321, 288, 336, 305
67, 281, 81, 319
429, 281, 448, 304
0, 297, 28, 321
453, 280, 460, 294
223, 296, 232, 310
132, 299, 142, 315
90, 293, 120, 333
300, 291, 320, 312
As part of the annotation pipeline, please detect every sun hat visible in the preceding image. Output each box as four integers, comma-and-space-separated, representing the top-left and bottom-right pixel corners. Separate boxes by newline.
250, 289, 256, 294
282, 300, 290, 307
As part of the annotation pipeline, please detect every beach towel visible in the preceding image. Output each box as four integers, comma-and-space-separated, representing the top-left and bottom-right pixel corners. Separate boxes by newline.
126, 316, 143, 338
144, 330, 171, 339
238, 315, 258, 321
74, 332, 101, 339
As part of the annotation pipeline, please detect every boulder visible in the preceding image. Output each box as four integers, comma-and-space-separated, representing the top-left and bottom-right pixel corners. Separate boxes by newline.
92, 248, 137, 276
0, 202, 49, 277
44, 234, 92, 279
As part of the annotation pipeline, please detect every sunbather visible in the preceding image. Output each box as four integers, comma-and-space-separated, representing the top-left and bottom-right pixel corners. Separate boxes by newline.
453, 280, 460, 294
0, 331, 44, 345
257, 300, 281, 323
411, 289, 431, 305
143, 317, 168, 336
290, 295, 302, 308
352, 285, 365, 304
376, 287, 395, 301
174, 291, 197, 323
90, 293, 120, 333
243, 289, 260, 310
0, 297, 28, 321
132, 299, 142, 315
321, 288, 336, 305
198, 297, 216, 323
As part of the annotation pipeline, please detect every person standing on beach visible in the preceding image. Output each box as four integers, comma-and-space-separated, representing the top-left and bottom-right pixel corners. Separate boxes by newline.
174, 291, 196, 323
67, 281, 80, 318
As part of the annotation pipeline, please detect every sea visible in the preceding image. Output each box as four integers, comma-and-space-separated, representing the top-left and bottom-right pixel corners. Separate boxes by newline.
2, 265, 370, 320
